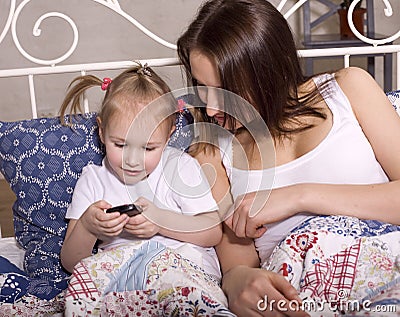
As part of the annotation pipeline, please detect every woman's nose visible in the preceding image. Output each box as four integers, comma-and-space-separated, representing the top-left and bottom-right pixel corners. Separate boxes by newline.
205, 87, 223, 117
206, 106, 220, 118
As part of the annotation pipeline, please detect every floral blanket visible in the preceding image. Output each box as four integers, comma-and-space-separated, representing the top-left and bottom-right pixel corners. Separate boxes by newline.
64, 241, 234, 317
265, 215, 400, 317
3, 216, 400, 317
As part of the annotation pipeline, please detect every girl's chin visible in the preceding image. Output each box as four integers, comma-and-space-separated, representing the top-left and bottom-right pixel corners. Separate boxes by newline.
122, 173, 147, 185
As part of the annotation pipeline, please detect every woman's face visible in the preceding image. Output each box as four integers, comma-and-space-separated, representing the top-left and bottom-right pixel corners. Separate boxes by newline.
189, 49, 227, 127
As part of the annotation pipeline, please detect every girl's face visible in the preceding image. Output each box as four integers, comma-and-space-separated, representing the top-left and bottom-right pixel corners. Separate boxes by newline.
99, 114, 171, 185
189, 49, 227, 127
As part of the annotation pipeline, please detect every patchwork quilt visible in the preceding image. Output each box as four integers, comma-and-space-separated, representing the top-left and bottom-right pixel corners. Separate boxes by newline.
64, 241, 233, 317
265, 215, 400, 317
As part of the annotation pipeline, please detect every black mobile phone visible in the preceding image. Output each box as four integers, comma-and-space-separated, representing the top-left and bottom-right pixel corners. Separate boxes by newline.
106, 203, 142, 217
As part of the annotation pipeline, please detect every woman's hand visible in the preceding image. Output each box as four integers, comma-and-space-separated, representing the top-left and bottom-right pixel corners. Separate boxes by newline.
226, 185, 301, 238
80, 200, 129, 239
223, 266, 309, 317
123, 197, 160, 238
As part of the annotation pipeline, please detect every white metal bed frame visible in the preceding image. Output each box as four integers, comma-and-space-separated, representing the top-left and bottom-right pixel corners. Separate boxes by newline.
0, 0, 399, 119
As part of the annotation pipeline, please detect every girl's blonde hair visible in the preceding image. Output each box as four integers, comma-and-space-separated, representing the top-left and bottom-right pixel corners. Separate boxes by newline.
59, 63, 174, 130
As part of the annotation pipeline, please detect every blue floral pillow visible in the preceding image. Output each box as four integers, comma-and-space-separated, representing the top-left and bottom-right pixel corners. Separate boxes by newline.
387, 90, 400, 115
0, 113, 104, 297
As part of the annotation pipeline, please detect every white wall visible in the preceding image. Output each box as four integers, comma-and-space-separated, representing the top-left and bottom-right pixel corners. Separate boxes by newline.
0, 0, 399, 122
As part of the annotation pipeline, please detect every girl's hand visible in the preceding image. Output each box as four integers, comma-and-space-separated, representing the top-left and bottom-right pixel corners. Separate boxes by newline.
226, 186, 300, 238
123, 197, 160, 238
79, 200, 129, 238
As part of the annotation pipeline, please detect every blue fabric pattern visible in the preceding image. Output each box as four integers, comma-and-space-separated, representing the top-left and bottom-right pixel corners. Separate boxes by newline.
0, 113, 103, 299
293, 215, 400, 240
387, 89, 400, 114
0, 256, 29, 303
0, 256, 68, 302
168, 94, 194, 152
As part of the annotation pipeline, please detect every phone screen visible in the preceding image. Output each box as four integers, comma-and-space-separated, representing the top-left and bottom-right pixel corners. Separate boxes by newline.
106, 204, 142, 217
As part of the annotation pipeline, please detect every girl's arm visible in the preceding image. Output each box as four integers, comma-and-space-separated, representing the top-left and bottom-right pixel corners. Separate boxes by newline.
60, 200, 129, 273
154, 147, 228, 246
125, 198, 223, 247
125, 147, 226, 247
61, 218, 97, 273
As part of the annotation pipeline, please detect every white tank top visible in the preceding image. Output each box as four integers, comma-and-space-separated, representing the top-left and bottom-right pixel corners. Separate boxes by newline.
219, 73, 389, 264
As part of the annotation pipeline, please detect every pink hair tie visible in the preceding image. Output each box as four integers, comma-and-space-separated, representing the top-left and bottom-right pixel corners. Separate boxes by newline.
177, 99, 185, 113
101, 77, 112, 91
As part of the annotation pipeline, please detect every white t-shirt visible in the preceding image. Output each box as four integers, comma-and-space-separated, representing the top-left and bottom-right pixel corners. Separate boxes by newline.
219, 73, 389, 264
66, 146, 221, 277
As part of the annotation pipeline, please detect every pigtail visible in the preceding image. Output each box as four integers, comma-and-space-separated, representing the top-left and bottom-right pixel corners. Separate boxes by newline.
59, 75, 102, 125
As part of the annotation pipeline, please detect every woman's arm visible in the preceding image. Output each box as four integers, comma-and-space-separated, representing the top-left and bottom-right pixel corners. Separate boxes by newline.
232, 67, 400, 238
196, 148, 306, 316
194, 147, 260, 268
300, 67, 400, 223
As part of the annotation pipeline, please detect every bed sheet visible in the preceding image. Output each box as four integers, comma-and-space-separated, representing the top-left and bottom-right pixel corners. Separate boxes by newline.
0, 237, 24, 270
0, 237, 65, 316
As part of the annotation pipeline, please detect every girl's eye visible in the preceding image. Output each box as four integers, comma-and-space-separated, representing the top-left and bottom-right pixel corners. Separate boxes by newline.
145, 147, 155, 151
115, 143, 125, 148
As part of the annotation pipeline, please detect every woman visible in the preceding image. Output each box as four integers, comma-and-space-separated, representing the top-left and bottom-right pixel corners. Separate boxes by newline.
177, 0, 400, 316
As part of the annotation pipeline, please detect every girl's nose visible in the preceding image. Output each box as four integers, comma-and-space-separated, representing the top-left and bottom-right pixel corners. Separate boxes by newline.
123, 150, 141, 168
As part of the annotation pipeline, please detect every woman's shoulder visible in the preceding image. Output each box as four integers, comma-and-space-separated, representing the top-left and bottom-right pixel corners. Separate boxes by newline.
334, 67, 392, 119
163, 146, 201, 170
307, 67, 371, 90
334, 67, 374, 88
164, 146, 191, 159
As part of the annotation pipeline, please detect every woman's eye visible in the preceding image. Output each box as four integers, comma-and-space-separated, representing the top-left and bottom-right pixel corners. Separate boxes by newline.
145, 147, 155, 151
115, 143, 125, 148
195, 85, 208, 104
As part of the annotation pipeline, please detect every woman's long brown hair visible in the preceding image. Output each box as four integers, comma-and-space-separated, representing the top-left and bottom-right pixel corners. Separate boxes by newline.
177, 0, 330, 146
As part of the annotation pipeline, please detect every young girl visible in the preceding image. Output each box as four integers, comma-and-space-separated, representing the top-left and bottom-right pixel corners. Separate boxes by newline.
59, 64, 222, 281
177, 0, 400, 315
